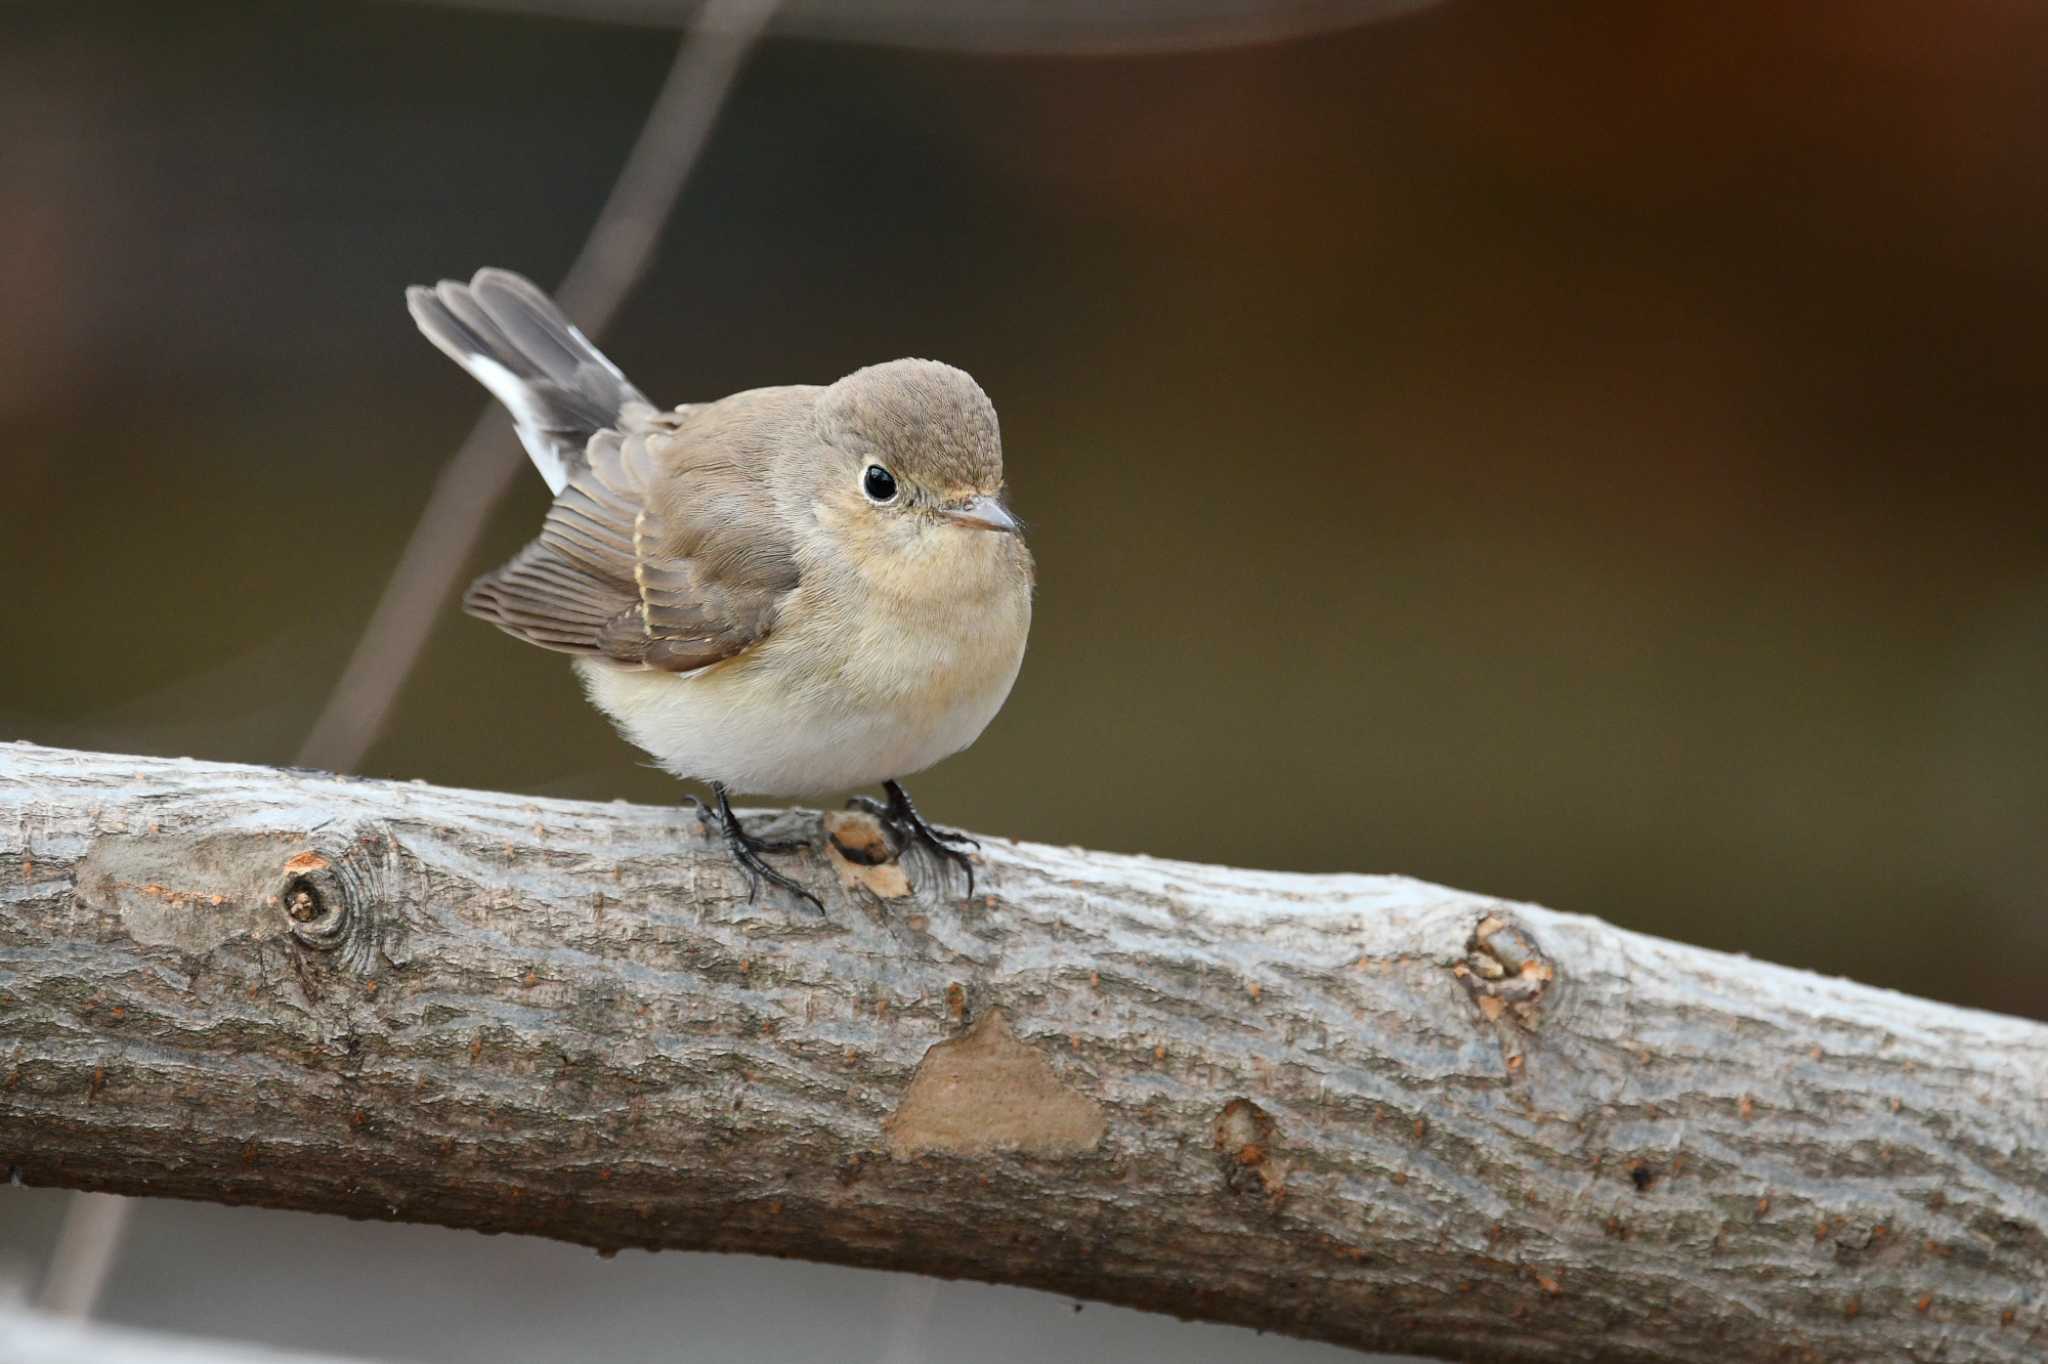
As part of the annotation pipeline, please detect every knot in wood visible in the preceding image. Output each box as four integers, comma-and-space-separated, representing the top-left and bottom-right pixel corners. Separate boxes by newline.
1452, 912, 1555, 1032
281, 853, 331, 927
279, 825, 410, 976
1214, 1098, 1287, 1200
823, 810, 897, 867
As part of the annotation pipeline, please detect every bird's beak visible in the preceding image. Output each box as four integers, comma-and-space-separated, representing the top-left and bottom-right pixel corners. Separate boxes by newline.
940, 495, 1022, 534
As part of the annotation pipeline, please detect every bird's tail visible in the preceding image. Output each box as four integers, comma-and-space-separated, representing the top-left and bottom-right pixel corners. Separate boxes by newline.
406, 268, 651, 494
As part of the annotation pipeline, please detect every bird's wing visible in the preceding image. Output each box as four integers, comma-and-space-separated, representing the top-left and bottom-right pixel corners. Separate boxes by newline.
408, 268, 656, 495
464, 401, 803, 672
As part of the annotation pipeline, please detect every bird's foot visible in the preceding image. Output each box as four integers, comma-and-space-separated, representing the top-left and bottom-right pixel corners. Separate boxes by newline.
850, 780, 979, 899
706, 784, 823, 915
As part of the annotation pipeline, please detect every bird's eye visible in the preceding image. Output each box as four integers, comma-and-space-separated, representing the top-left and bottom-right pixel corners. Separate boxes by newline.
862, 464, 898, 503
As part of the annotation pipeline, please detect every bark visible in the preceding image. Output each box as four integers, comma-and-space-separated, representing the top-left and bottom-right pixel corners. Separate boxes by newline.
1, 741, 2042, 1362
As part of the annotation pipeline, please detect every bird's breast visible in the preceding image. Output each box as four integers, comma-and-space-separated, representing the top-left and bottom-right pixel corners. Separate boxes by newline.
827, 550, 1032, 711
574, 566, 1030, 797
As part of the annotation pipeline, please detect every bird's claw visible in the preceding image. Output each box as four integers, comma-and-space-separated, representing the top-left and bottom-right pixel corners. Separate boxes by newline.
706, 785, 824, 915
850, 780, 980, 900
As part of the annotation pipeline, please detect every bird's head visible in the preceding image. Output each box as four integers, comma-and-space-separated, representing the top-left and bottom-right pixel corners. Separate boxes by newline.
813, 359, 1028, 591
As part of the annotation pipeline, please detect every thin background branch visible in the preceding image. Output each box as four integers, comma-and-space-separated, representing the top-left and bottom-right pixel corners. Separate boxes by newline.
296, 0, 778, 774
35, 0, 779, 1319
30, 1194, 127, 1319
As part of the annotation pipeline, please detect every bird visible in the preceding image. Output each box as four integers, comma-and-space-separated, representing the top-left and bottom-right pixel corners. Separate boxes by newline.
405, 268, 1033, 913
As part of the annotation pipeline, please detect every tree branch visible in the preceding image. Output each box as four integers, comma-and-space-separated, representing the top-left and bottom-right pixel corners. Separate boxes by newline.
1, 741, 2042, 1362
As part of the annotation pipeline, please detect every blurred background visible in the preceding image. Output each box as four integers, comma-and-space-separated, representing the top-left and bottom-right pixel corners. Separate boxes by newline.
2, 0, 2044, 1359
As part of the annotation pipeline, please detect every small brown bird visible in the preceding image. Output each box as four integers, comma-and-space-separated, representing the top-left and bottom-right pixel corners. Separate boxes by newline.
407, 268, 1033, 911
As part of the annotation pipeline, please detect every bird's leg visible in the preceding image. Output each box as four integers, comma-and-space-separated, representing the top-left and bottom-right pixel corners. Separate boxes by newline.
850, 779, 980, 898
705, 782, 822, 915
706, 787, 807, 854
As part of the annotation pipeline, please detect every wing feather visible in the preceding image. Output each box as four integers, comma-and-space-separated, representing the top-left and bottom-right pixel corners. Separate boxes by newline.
463, 401, 803, 672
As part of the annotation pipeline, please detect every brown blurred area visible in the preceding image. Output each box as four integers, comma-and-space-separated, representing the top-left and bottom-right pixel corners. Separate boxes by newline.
2, 0, 2043, 1037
